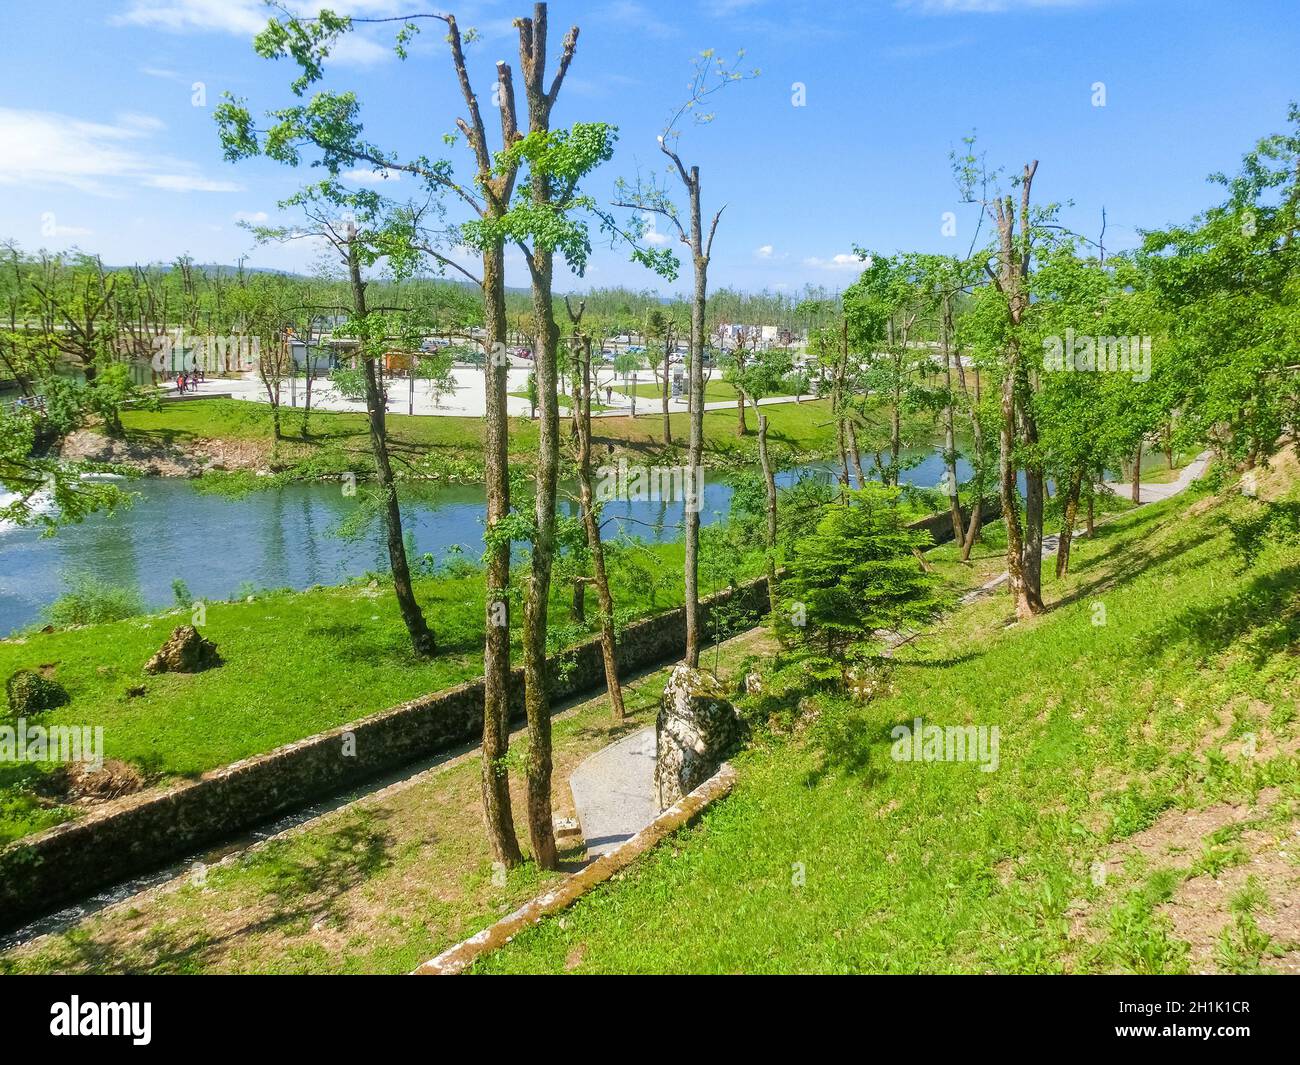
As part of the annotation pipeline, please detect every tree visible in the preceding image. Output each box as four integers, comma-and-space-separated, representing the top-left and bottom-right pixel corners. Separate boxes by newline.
1142, 104, 1300, 470
613, 49, 757, 668
643, 306, 677, 443
957, 145, 1054, 619
230, 179, 439, 660
783, 484, 940, 685
565, 297, 625, 720
731, 343, 793, 612
216, 3, 536, 864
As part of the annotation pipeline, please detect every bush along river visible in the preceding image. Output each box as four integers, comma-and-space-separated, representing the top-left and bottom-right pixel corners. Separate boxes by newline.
0, 446, 972, 634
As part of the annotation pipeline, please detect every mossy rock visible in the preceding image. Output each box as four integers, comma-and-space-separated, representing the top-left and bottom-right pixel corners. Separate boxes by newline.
5, 670, 71, 717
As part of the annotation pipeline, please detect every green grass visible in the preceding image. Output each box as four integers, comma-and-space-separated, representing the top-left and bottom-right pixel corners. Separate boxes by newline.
0, 531, 766, 844
474, 467, 1300, 973
118, 396, 881, 480
623, 380, 755, 404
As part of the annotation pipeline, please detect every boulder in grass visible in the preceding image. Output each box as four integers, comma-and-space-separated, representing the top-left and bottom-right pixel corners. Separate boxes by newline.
655, 663, 741, 810
144, 625, 222, 675
5, 669, 70, 718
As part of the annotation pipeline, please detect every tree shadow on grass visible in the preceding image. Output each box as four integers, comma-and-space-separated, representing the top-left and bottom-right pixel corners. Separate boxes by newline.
37, 806, 397, 975
801, 711, 898, 790
1135, 562, 1300, 667
1050, 527, 1221, 614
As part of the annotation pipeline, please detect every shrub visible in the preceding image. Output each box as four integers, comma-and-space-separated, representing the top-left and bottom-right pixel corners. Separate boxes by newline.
5, 669, 70, 717
43, 573, 144, 628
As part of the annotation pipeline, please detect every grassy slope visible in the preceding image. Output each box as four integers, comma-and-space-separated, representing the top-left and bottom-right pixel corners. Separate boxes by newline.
474, 461, 1300, 974
0, 535, 764, 843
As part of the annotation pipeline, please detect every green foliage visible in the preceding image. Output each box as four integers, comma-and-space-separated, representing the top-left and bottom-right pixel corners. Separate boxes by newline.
5, 669, 70, 718
783, 484, 941, 681
43, 573, 145, 628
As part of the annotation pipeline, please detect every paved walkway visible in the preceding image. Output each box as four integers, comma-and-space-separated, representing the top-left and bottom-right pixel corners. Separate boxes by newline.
1102, 451, 1211, 504
568, 726, 658, 859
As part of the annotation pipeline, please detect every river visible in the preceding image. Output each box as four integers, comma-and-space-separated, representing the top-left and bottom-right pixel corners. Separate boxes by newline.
0, 447, 968, 634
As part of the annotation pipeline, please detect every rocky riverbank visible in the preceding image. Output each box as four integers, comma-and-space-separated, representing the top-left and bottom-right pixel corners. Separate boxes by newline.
58, 429, 270, 478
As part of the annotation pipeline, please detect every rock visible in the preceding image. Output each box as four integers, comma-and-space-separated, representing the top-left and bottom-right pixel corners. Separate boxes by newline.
143, 625, 222, 675
5, 669, 70, 717
655, 663, 741, 810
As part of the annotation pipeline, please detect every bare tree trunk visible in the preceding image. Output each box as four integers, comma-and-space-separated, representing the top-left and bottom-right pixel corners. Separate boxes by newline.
661, 334, 672, 445
846, 419, 866, 488
941, 299, 964, 544
1056, 467, 1084, 578
347, 237, 435, 658
992, 164, 1045, 619
1022, 406, 1046, 609
751, 396, 779, 614
684, 178, 709, 669
518, 4, 578, 869
442, 15, 523, 868
835, 318, 851, 491
1130, 439, 1143, 503
481, 244, 522, 867
961, 500, 983, 562
574, 333, 625, 721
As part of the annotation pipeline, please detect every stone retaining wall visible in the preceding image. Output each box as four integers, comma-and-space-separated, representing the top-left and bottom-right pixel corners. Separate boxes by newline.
0, 577, 770, 932
909, 496, 1003, 546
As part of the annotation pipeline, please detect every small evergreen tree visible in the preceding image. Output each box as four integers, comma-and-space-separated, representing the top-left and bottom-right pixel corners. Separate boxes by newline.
783, 484, 940, 685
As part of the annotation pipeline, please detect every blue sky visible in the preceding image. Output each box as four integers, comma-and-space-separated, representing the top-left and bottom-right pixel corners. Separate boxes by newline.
1, 0, 1297, 296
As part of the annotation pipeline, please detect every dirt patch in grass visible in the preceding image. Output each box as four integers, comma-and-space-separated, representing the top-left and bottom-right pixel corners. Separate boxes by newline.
1158, 806, 1300, 974
1105, 793, 1277, 876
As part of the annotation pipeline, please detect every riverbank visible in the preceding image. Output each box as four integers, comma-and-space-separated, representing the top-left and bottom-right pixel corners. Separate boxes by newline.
105, 395, 917, 483
0, 532, 766, 845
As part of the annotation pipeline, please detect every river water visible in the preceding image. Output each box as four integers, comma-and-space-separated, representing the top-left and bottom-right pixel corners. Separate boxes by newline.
0, 447, 967, 634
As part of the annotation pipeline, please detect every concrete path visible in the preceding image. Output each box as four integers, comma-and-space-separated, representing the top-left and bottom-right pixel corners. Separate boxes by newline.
1102, 451, 1211, 504
569, 726, 658, 860
591, 389, 807, 418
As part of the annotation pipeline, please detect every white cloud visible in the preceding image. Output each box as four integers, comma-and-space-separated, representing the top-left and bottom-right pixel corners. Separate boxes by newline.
42, 219, 94, 238
803, 252, 864, 271
143, 174, 242, 192
342, 167, 401, 185
114, 1, 399, 65
232, 210, 269, 224
755, 244, 774, 258
116, 112, 166, 132
642, 213, 670, 246
0, 107, 242, 196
